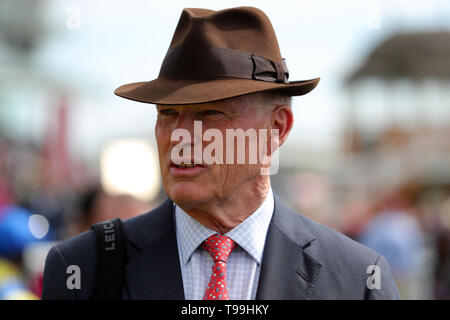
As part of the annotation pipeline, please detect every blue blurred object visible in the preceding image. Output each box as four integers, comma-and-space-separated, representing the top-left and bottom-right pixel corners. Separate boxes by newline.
358, 210, 424, 276
0, 205, 52, 259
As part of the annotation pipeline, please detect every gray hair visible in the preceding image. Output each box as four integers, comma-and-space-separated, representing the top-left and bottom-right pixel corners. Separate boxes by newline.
259, 90, 292, 109
219, 90, 292, 115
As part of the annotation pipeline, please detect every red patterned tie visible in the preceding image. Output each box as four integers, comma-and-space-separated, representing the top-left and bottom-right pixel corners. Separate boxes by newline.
202, 234, 237, 300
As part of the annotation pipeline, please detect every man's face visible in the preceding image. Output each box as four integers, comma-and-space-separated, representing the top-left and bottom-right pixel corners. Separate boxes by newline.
155, 96, 273, 209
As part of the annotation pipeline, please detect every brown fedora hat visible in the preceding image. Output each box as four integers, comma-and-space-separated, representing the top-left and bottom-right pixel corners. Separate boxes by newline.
114, 6, 320, 105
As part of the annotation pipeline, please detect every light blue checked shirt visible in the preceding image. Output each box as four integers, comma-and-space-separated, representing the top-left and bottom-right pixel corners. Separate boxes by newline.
175, 188, 274, 300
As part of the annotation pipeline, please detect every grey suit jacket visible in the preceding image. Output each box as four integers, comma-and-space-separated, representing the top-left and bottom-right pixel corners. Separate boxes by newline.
42, 196, 400, 299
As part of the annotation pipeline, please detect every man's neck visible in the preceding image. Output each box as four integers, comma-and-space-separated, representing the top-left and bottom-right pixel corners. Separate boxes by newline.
177, 177, 271, 234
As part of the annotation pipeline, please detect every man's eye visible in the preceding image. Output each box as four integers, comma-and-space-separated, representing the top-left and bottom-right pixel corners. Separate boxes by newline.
159, 109, 177, 115
202, 110, 222, 115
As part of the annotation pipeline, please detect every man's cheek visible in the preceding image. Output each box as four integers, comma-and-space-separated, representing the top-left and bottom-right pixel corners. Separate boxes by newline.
155, 122, 170, 141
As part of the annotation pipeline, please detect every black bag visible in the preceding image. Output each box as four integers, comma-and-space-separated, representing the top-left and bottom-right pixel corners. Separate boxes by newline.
90, 218, 127, 300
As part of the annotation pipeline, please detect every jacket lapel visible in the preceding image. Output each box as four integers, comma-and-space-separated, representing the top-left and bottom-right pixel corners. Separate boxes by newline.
256, 196, 322, 300
125, 199, 185, 299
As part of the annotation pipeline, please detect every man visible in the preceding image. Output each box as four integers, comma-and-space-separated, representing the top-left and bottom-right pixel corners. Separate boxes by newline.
42, 6, 400, 300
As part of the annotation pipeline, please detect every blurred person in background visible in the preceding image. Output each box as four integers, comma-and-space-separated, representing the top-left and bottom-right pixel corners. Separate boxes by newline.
66, 185, 153, 237
0, 136, 14, 209
0, 258, 38, 300
358, 185, 426, 299
434, 197, 450, 299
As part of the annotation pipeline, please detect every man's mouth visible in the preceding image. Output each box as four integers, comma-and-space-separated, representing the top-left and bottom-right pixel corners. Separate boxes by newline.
170, 161, 206, 169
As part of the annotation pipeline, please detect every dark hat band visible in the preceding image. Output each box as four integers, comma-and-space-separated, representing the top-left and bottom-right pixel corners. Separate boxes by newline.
159, 45, 289, 84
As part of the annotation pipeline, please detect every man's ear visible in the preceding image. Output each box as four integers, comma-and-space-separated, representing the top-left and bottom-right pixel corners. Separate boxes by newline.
270, 105, 294, 150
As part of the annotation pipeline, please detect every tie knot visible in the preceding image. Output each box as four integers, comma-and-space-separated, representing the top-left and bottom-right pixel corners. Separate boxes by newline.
202, 234, 237, 263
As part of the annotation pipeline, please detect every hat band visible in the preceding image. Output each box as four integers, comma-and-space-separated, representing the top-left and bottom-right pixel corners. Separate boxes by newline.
159, 45, 289, 84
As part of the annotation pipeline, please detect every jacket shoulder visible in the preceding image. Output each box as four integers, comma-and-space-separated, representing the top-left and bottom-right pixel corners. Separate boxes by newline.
299, 213, 379, 263
298, 213, 400, 299
274, 198, 380, 265
273, 198, 400, 299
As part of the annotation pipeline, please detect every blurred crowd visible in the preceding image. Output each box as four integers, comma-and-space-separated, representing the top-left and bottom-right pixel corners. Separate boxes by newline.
0, 133, 156, 299
345, 182, 450, 299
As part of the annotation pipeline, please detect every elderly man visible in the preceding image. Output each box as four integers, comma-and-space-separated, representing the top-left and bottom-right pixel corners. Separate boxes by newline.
42, 6, 400, 300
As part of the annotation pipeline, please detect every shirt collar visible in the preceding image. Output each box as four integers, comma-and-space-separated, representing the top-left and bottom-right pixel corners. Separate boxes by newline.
175, 187, 274, 266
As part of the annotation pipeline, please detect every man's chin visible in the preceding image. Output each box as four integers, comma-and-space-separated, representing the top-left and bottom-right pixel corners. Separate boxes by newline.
167, 181, 209, 207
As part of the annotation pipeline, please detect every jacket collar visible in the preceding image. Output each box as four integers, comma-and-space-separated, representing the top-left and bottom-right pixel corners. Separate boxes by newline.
128, 198, 175, 251
255, 195, 322, 300
125, 198, 185, 299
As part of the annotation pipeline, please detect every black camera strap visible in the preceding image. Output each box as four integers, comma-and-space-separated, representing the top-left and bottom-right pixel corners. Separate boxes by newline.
90, 218, 127, 300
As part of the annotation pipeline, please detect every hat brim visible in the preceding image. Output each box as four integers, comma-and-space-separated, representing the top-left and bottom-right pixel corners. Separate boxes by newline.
114, 76, 320, 105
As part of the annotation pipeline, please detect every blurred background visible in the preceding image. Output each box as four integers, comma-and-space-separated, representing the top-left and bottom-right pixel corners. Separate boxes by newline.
0, 0, 449, 299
